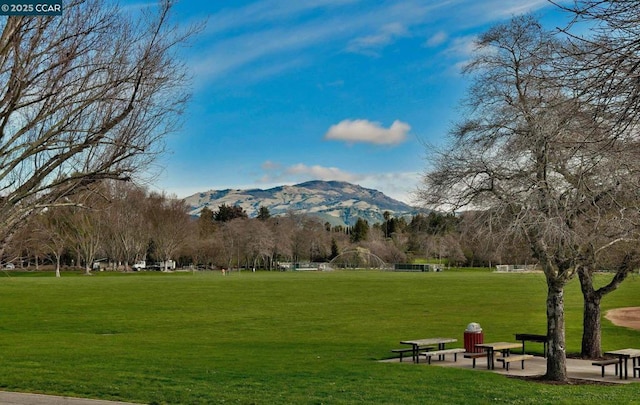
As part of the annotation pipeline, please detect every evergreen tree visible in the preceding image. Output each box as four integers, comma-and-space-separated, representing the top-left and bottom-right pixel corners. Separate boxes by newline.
350, 218, 369, 243
214, 204, 248, 222
198, 206, 216, 236
330, 238, 339, 260
257, 206, 271, 221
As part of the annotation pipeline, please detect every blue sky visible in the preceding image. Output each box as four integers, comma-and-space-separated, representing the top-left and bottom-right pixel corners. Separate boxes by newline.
123, 0, 571, 203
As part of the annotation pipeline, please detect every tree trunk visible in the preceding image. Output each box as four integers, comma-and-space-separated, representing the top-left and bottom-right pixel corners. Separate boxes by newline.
577, 262, 634, 359
581, 293, 602, 358
578, 266, 603, 358
545, 282, 568, 381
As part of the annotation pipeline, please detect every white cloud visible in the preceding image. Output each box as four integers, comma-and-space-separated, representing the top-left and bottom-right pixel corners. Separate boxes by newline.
189, 0, 563, 88
285, 164, 360, 181
472, 0, 550, 20
425, 31, 448, 47
324, 119, 410, 145
358, 171, 421, 203
191, 1, 440, 86
186, 0, 564, 87
191, 23, 335, 83
259, 162, 363, 184
440, 0, 555, 28
435, 34, 480, 75
203, 0, 360, 36
446, 35, 479, 58
261, 160, 282, 170
347, 22, 409, 54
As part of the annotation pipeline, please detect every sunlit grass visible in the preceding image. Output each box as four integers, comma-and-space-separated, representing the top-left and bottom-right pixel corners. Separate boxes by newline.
0, 270, 638, 403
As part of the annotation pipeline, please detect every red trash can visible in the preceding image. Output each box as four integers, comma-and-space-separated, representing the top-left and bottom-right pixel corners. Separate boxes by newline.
464, 322, 484, 353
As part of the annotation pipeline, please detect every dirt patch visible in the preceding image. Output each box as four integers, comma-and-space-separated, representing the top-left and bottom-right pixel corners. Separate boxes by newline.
605, 307, 640, 330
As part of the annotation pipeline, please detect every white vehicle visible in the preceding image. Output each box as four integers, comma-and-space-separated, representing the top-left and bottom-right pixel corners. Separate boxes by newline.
159, 260, 176, 270
132, 261, 146, 270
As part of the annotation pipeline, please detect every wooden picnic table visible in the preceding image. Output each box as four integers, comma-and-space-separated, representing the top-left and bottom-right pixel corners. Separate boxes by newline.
399, 338, 457, 363
604, 348, 640, 380
475, 342, 521, 370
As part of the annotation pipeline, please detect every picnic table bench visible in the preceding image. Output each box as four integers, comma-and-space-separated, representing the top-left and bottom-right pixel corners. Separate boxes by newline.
420, 348, 465, 364
515, 333, 547, 357
391, 347, 424, 362
592, 358, 619, 377
496, 354, 534, 371
463, 351, 488, 368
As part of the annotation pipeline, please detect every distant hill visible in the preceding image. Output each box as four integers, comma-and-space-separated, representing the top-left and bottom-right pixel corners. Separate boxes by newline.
183, 180, 425, 226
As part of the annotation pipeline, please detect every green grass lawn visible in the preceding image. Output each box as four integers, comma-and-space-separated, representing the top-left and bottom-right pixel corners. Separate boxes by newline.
0, 270, 638, 404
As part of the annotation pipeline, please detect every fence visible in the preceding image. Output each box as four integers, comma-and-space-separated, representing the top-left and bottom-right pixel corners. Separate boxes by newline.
393, 263, 443, 272
495, 264, 539, 272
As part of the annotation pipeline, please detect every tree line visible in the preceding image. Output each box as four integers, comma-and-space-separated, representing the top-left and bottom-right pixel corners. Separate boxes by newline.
3, 180, 545, 275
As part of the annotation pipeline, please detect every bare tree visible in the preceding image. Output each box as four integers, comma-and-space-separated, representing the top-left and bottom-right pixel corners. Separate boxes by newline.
31, 208, 68, 277
289, 213, 328, 262
456, 212, 500, 267
362, 238, 406, 265
547, 0, 640, 360
243, 219, 274, 270
219, 218, 246, 270
0, 0, 192, 254
268, 216, 294, 268
417, 15, 640, 381
103, 182, 151, 271
558, 1, 640, 133
145, 192, 190, 271
2, 219, 30, 267
64, 198, 107, 275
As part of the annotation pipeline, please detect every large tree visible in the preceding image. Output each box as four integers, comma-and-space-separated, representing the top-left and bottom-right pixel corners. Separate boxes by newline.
417, 15, 640, 381
31, 207, 68, 277
0, 0, 191, 254
551, 0, 640, 359
145, 192, 190, 271
102, 182, 151, 271
64, 194, 107, 275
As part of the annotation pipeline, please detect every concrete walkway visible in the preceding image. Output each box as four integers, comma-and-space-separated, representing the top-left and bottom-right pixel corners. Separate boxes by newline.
383, 353, 638, 384
0, 391, 138, 405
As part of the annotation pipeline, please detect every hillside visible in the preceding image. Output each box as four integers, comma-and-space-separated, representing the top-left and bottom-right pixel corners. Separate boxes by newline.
183, 180, 423, 226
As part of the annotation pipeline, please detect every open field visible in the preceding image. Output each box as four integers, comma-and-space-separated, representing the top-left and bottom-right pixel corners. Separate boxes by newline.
0, 270, 639, 404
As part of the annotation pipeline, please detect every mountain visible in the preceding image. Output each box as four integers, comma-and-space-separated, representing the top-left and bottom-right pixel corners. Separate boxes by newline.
183, 180, 424, 226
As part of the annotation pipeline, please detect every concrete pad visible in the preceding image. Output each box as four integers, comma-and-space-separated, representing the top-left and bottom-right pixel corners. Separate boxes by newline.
382, 353, 637, 384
